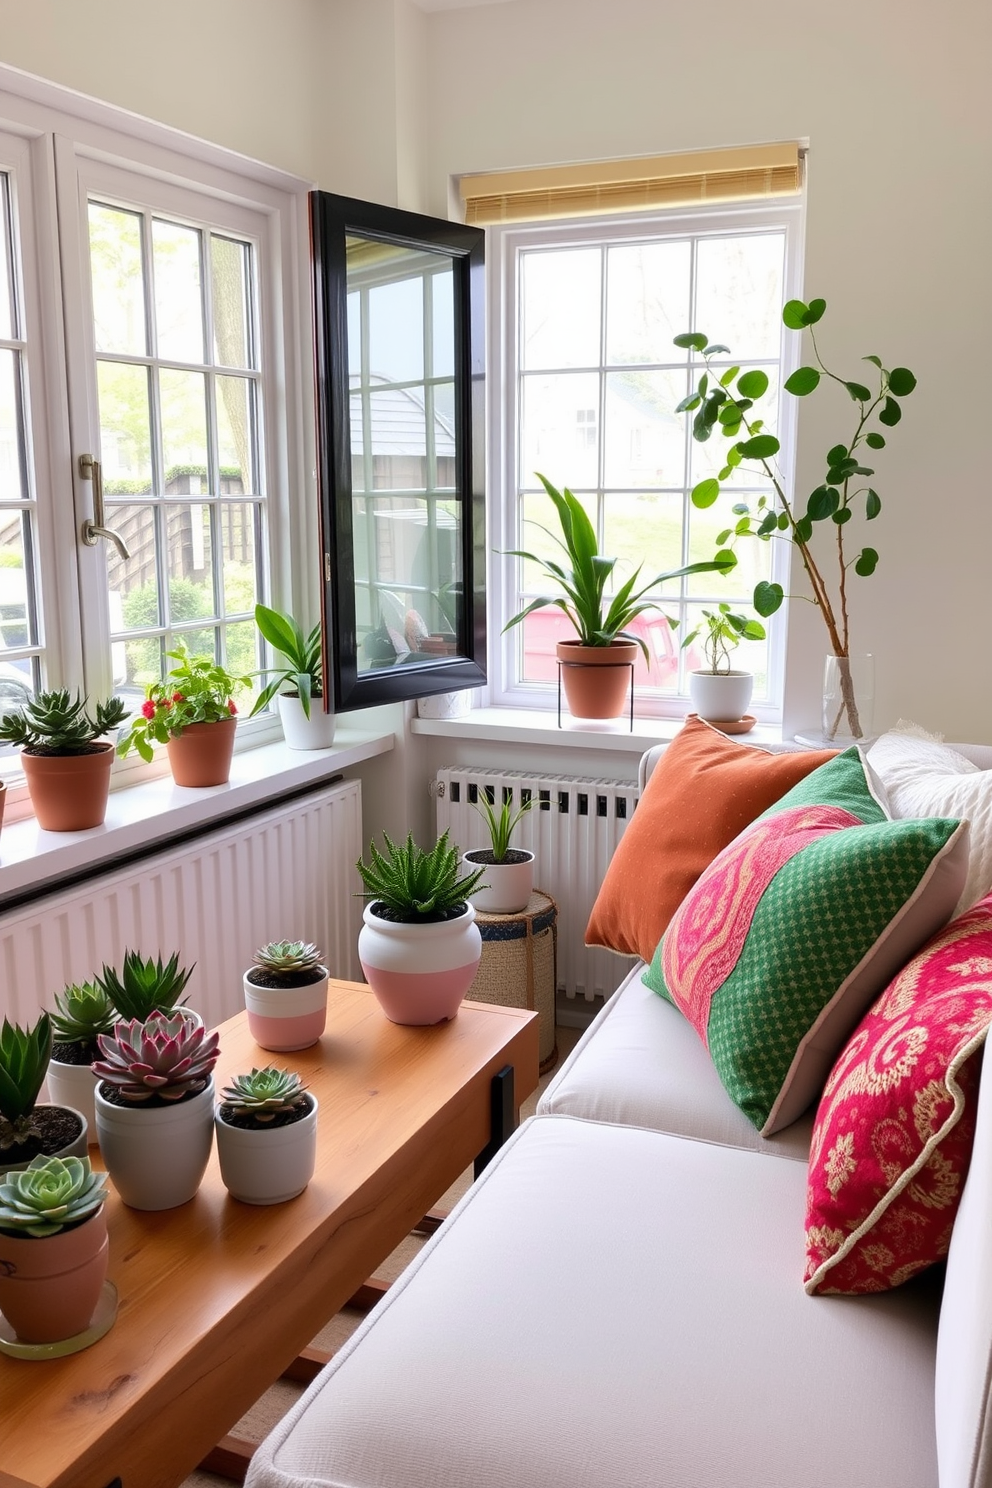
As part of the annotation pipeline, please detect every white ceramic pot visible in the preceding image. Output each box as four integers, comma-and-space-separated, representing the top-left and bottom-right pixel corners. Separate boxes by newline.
0, 1105, 89, 1179
243, 969, 329, 1052
464, 850, 535, 915
94, 1079, 215, 1210
276, 694, 337, 750
358, 902, 482, 1026
688, 670, 754, 723
215, 1093, 318, 1205
45, 1059, 98, 1142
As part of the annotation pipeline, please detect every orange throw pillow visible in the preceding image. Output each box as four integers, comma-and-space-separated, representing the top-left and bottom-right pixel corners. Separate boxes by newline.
585, 716, 838, 964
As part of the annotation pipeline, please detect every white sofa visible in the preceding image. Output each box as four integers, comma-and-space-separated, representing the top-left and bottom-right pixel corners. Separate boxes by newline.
246, 742, 992, 1488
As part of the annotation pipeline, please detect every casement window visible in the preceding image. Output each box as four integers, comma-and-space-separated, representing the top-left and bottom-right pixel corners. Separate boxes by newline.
0, 70, 310, 773
471, 149, 805, 720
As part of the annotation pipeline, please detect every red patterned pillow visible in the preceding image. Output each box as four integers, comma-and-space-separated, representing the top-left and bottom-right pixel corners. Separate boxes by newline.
805, 896, 992, 1295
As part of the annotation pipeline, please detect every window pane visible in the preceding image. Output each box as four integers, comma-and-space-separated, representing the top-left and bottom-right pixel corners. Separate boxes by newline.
160, 368, 208, 482
177, 625, 217, 660
520, 372, 599, 489
0, 514, 33, 649
109, 502, 159, 626
211, 234, 252, 369
521, 248, 600, 370
222, 617, 257, 686
0, 177, 13, 342
0, 349, 25, 500
216, 375, 254, 494
369, 276, 424, 383
88, 203, 146, 356
347, 292, 361, 380
689, 367, 780, 487
603, 490, 684, 577
431, 267, 454, 378
98, 361, 152, 492
217, 502, 258, 616
153, 219, 204, 363
686, 489, 772, 601
603, 369, 685, 488
350, 392, 367, 492
433, 381, 456, 488
606, 240, 691, 365
164, 502, 215, 617
370, 386, 426, 490
694, 234, 785, 361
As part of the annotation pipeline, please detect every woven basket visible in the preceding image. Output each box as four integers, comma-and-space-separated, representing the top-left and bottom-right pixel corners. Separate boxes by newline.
469, 891, 558, 1073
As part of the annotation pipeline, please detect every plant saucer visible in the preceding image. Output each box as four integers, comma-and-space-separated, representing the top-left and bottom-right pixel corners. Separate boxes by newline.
687, 712, 757, 735
0, 1280, 118, 1359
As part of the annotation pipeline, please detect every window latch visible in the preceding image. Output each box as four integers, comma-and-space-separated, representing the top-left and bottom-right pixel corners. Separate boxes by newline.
79, 454, 131, 562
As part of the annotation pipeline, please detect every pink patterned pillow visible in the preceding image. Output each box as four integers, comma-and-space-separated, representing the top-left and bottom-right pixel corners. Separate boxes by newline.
805, 895, 992, 1295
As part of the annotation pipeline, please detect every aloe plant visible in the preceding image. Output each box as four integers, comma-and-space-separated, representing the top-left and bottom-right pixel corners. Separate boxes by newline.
251, 941, 324, 982
96, 950, 194, 1022
0, 689, 127, 755
50, 982, 118, 1048
0, 1154, 107, 1238
474, 792, 533, 863
357, 831, 485, 919
0, 1015, 52, 1152
249, 605, 323, 719
219, 1067, 308, 1122
93, 1012, 219, 1103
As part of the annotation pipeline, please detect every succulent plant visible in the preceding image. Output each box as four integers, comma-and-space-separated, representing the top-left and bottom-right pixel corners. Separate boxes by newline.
219, 1067, 308, 1122
0, 1154, 107, 1238
97, 950, 194, 1022
356, 831, 485, 919
93, 1012, 219, 1103
0, 688, 127, 755
0, 1014, 52, 1151
251, 941, 324, 980
50, 981, 118, 1046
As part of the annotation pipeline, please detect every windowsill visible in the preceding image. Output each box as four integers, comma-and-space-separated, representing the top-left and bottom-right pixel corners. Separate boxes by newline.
0, 725, 395, 908
410, 706, 787, 754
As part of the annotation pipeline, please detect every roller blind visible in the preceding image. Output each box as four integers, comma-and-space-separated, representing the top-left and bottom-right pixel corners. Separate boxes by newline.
459, 142, 803, 226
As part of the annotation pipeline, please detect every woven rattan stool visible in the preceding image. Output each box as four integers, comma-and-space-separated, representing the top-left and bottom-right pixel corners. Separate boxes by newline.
470, 891, 558, 1074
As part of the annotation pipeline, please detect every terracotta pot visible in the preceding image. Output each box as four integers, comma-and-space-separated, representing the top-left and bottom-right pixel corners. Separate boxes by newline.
556, 640, 637, 720
0, 1207, 108, 1344
166, 718, 236, 787
358, 902, 482, 1026
243, 968, 329, 1051
20, 744, 114, 831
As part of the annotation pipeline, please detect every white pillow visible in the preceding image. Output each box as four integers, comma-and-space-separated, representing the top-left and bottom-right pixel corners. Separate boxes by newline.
867, 728, 992, 915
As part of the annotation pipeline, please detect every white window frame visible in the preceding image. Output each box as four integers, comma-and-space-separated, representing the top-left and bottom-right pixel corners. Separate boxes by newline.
486, 198, 806, 722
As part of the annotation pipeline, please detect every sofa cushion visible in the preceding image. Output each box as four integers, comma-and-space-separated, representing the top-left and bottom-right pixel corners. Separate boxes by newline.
246, 1114, 941, 1488
805, 895, 992, 1295
584, 715, 837, 965
538, 963, 812, 1159
868, 726, 992, 916
644, 750, 969, 1134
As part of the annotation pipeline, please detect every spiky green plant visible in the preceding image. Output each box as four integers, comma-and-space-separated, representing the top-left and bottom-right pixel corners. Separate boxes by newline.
96, 950, 194, 1022
93, 1012, 219, 1103
0, 1154, 107, 1238
0, 689, 127, 754
220, 1067, 308, 1122
50, 981, 118, 1046
0, 1014, 52, 1152
252, 941, 324, 980
474, 792, 533, 863
356, 831, 485, 919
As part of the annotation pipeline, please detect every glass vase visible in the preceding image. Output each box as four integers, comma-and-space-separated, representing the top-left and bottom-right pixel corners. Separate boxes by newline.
822, 654, 874, 745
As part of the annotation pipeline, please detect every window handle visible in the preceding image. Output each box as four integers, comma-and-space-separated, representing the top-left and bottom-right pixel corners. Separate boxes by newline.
79, 453, 131, 562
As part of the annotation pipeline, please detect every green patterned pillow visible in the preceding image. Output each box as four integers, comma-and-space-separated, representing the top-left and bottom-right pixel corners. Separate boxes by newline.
643, 750, 969, 1133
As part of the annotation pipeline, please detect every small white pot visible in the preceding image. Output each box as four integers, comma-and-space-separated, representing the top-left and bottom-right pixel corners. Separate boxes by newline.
277, 694, 337, 750
358, 902, 482, 1025
45, 1058, 98, 1142
464, 850, 535, 915
95, 1079, 215, 1211
243, 969, 329, 1052
215, 1093, 318, 1205
688, 669, 754, 723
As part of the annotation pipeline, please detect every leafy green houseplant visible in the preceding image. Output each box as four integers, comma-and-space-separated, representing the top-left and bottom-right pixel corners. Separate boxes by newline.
681, 605, 767, 727
215, 1066, 318, 1205
243, 940, 330, 1054
0, 1013, 88, 1169
250, 604, 336, 750
674, 298, 916, 741
356, 832, 486, 1026
0, 689, 128, 830
117, 642, 250, 785
464, 793, 535, 915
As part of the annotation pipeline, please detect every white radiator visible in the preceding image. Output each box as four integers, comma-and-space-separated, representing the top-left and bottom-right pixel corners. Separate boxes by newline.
434, 766, 638, 1001
0, 778, 363, 1030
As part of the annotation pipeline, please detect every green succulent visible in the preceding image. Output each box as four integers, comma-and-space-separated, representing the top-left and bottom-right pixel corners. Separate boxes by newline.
0, 1014, 52, 1151
356, 831, 485, 919
0, 689, 127, 755
0, 1154, 108, 1238
96, 950, 194, 1022
50, 981, 118, 1045
474, 791, 533, 863
220, 1067, 308, 1121
252, 941, 324, 979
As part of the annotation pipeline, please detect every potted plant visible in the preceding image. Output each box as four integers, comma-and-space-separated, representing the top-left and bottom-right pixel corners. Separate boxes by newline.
503, 473, 730, 719
46, 981, 119, 1138
250, 604, 336, 750
464, 792, 535, 914
243, 940, 330, 1052
214, 1066, 317, 1205
0, 1014, 88, 1178
117, 641, 250, 786
0, 1154, 110, 1346
92, 1011, 220, 1211
96, 949, 195, 1023
0, 689, 128, 830
681, 604, 766, 726
674, 298, 916, 742
356, 831, 486, 1026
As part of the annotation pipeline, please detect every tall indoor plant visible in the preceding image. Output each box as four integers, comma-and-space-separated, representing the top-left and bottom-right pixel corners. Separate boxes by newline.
250, 604, 335, 750
674, 298, 916, 742
503, 473, 729, 719
117, 642, 250, 785
0, 689, 128, 830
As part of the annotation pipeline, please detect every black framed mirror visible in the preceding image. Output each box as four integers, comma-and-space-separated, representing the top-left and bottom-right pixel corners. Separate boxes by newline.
310, 192, 486, 712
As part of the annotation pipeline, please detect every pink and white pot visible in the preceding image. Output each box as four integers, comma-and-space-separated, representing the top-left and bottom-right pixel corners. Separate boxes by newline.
243, 969, 329, 1052
358, 902, 482, 1026
0, 1207, 108, 1343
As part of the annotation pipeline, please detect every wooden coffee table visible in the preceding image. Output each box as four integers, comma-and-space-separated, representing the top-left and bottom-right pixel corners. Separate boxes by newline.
0, 981, 539, 1488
